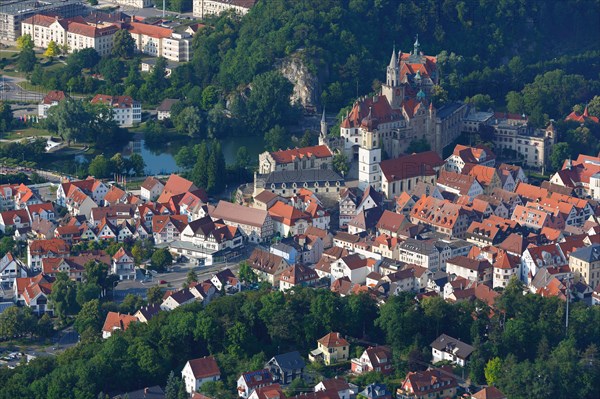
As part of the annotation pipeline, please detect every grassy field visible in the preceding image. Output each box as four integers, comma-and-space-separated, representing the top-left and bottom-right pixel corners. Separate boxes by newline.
1, 127, 51, 141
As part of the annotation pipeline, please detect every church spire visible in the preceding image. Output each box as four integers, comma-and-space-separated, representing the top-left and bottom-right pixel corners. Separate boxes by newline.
389, 43, 397, 68
414, 34, 420, 55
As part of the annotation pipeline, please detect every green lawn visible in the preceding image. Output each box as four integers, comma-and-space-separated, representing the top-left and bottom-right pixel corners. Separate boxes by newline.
1, 127, 51, 141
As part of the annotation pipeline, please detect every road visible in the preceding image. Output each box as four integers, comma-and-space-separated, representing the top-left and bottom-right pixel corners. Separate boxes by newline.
113, 251, 250, 301
0, 76, 44, 103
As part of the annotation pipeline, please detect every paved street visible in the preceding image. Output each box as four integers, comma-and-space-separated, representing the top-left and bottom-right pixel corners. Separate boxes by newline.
0, 76, 44, 102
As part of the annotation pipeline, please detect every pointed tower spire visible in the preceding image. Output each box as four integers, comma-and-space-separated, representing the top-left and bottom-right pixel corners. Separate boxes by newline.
389, 43, 397, 67
584, 105, 590, 117
414, 34, 420, 55
320, 107, 328, 138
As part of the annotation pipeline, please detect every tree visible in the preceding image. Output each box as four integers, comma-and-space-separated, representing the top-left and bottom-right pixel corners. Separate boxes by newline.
175, 146, 197, 170
587, 95, 600, 117
332, 152, 349, 176
465, 93, 494, 110
112, 29, 136, 59
165, 370, 187, 399
207, 140, 225, 194
88, 155, 114, 178
146, 285, 164, 305
201, 85, 220, 110
45, 98, 91, 145
36, 313, 54, 338
0, 101, 13, 133
186, 270, 198, 285
174, 106, 202, 137
407, 138, 431, 153
235, 146, 251, 170
299, 130, 312, 147
485, 357, 502, 386
150, 248, 173, 272
191, 141, 209, 188
129, 153, 146, 176
74, 299, 102, 335
264, 125, 287, 152
44, 40, 60, 58
120, 294, 146, 314
238, 261, 256, 284
549, 142, 572, 172
16, 34, 33, 51
17, 47, 37, 73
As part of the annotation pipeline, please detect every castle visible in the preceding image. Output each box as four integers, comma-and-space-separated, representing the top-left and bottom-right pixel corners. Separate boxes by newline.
320, 37, 467, 191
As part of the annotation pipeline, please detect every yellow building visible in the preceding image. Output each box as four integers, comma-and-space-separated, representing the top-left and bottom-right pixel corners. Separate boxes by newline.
309, 332, 350, 366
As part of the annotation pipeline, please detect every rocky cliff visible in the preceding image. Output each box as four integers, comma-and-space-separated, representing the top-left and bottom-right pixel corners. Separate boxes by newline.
277, 51, 321, 112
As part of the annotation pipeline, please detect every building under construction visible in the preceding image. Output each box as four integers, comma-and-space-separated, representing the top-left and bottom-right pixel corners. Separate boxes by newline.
0, 0, 88, 43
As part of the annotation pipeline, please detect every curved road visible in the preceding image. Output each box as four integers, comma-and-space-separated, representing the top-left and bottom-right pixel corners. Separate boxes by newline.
0, 76, 44, 102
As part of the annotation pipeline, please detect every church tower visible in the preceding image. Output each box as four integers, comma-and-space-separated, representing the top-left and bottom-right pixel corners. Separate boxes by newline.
320, 108, 328, 138
358, 108, 382, 191
381, 46, 403, 110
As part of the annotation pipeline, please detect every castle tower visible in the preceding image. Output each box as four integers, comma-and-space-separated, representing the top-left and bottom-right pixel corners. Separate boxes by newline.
381, 45, 403, 110
358, 108, 382, 191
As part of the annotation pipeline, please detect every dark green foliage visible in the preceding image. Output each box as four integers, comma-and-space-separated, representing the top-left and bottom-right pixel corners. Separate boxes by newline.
112, 29, 136, 59
0, 101, 13, 133
332, 152, 349, 176
406, 138, 431, 153
150, 248, 173, 272
17, 47, 36, 73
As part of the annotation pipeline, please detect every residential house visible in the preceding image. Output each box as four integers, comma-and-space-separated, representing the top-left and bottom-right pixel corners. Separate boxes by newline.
13, 274, 54, 315
445, 144, 496, 173
247, 248, 289, 286
111, 386, 165, 399
462, 164, 502, 195
253, 190, 282, 211
569, 244, 600, 292
359, 383, 392, 399
268, 201, 312, 237
134, 304, 161, 323
0, 252, 27, 287
91, 94, 141, 127
309, 332, 350, 365
314, 379, 358, 399
430, 334, 474, 367
347, 207, 384, 235
160, 288, 197, 311
410, 196, 474, 238
437, 170, 484, 199
237, 369, 274, 399
278, 264, 319, 291
157, 98, 179, 120
140, 177, 165, 202
397, 239, 441, 272
471, 386, 507, 399
211, 201, 274, 243
27, 238, 69, 271
157, 174, 198, 204
57, 178, 107, 210
26, 202, 56, 222
492, 250, 521, 289
379, 151, 444, 198
152, 215, 188, 244
38, 90, 66, 118
351, 346, 393, 375
0, 209, 31, 233
210, 268, 241, 293
102, 312, 138, 339
446, 256, 492, 284
521, 243, 567, 283
265, 351, 306, 385
247, 384, 285, 399
180, 216, 243, 257
338, 188, 359, 228
112, 247, 136, 280
330, 254, 375, 284
182, 356, 221, 395
397, 366, 458, 399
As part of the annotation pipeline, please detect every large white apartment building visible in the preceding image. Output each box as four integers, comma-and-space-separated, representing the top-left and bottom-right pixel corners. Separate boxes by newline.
91, 94, 142, 127
193, 0, 257, 19
21, 15, 118, 56
126, 22, 192, 62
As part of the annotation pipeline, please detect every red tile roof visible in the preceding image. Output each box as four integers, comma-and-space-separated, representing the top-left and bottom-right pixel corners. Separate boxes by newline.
565, 106, 599, 124
318, 332, 349, 348
157, 174, 198, 204
102, 312, 138, 334
41, 90, 66, 105
379, 151, 443, 182
187, 356, 220, 379
270, 145, 333, 163
127, 21, 173, 38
